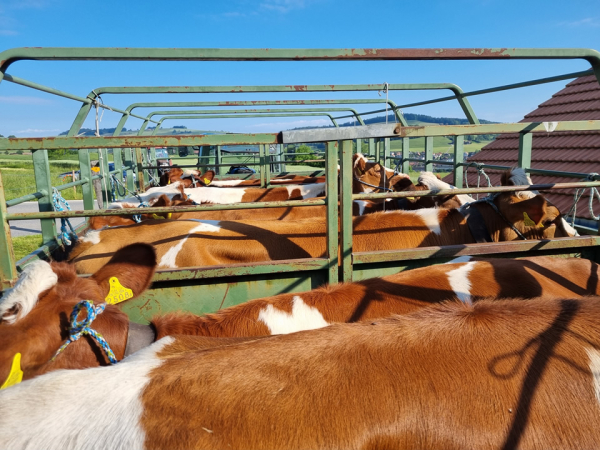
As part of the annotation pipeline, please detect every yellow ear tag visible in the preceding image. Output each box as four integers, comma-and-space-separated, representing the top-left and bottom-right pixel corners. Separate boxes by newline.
523, 212, 543, 228
167, 178, 171, 185
91, 167, 100, 173
1, 353, 23, 390
203, 178, 211, 185
150, 213, 172, 220
105, 277, 134, 305
407, 197, 415, 201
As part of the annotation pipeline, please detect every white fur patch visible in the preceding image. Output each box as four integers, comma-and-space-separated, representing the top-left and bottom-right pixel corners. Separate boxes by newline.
185, 187, 246, 204
158, 221, 221, 269
258, 296, 329, 335
586, 347, 600, 407
509, 168, 537, 199
182, 169, 199, 178
446, 261, 477, 305
81, 230, 102, 245
354, 153, 368, 169
444, 256, 472, 264
414, 208, 442, 235
208, 179, 244, 187
284, 183, 325, 199
418, 172, 475, 205
561, 218, 579, 237
0, 260, 58, 324
0, 336, 174, 450
354, 200, 368, 216
111, 183, 183, 207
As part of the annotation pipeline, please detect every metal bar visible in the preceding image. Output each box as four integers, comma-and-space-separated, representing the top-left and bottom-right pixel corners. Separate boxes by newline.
453, 135, 465, 187
325, 141, 339, 284
123, 148, 135, 193
424, 137, 434, 172
0, 172, 17, 288
339, 139, 353, 283
0, 133, 281, 150
6, 190, 47, 207
401, 137, 410, 174
31, 149, 56, 244
78, 148, 94, 210
518, 131, 533, 170
282, 121, 600, 143
151, 112, 340, 128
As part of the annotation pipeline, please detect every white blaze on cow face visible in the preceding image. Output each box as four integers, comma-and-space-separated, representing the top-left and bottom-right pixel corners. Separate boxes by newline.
586, 347, 600, 407
158, 221, 222, 269
0, 336, 175, 450
258, 296, 330, 335
285, 183, 325, 199
446, 261, 477, 305
414, 209, 442, 235
0, 260, 58, 324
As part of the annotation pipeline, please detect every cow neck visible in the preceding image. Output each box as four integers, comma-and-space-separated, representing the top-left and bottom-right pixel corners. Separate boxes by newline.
124, 322, 156, 357
458, 202, 493, 243
467, 194, 528, 241
353, 177, 394, 193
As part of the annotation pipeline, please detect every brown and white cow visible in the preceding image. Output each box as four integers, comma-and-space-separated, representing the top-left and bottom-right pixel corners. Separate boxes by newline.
392, 171, 475, 210
4, 243, 599, 384
158, 167, 216, 188
4, 295, 600, 449
71, 186, 577, 273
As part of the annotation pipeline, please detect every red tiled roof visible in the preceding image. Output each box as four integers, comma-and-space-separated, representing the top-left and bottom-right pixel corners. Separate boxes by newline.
442, 75, 600, 220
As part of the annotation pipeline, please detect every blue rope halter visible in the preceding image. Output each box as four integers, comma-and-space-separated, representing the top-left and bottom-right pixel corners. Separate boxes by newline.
52, 187, 78, 246
52, 300, 118, 365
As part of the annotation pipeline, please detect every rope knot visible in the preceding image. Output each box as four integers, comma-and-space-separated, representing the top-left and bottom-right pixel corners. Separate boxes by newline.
52, 300, 118, 364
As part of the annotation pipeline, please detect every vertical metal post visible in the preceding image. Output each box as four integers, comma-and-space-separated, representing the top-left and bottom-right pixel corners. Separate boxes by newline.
375, 138, 381, 164
339, 139, 353, 282
453, 135, 465, 188
135, 147, 146, 191
113, 148, 123, 200
150, 147, 158, 185
424, 136, 434, 172
215, 145, 222, 176
518, 132, 532, 170
259, 145, 266, 188
124, 148, 135, 193
383, 138, 390, 167
278, 144, 286, 172
325, 141, 339, 284
401, 137, 410, 174
32, 149, 56, 244
355, 139, 361, 156
99, 148, 112, 203
368, 138, 375, 158
0, 172, 17, 289
78, 149, 94, 211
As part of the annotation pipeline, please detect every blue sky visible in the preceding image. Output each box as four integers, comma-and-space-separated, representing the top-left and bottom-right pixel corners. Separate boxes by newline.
1, 0, 599, 137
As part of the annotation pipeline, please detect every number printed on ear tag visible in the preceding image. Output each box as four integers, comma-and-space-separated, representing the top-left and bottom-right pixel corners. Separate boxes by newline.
105, 277, 134, 305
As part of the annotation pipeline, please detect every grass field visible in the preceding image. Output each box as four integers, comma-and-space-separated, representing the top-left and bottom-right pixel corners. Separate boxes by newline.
11, 235, 43, 262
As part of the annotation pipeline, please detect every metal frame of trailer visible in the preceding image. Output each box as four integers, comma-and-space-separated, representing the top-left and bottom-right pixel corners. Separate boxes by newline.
2, 47, 600, 323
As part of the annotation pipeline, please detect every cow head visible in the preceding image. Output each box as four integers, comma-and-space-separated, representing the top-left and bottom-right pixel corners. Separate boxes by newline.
490, 167, 578, 240
159, 168, 216, 188
352, 153, 410, 195
0, 244, 156, 385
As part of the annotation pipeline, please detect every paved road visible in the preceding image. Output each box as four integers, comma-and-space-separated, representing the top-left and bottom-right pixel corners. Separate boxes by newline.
8, 201, 98, 238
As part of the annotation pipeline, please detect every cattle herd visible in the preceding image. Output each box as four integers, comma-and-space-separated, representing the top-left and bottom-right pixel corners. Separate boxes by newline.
1, 154, 598, 449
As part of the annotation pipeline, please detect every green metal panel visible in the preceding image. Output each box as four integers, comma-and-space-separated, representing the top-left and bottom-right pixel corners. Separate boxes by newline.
112, 148, 123, 200
401, 137, 410, 174
77, 148, 94, 211
31, 149, 56, 244
123, 148, 135, 193
518, 131, 533, 170
0, 173, 17, 288
339, 139, 353, 282
453, 135, 465, 187
326, 141, 339, 284
119, 272, 326, 324
424, 137, 434, 172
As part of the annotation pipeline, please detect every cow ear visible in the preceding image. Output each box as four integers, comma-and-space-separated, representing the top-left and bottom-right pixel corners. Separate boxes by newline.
90, 244, 157, 300
199, 170, 215, 186
502, 194, 547, 225
353, 154, 367, 175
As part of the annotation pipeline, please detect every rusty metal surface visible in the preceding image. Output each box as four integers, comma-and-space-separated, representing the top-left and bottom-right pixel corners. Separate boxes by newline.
352, 236, 600, 264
